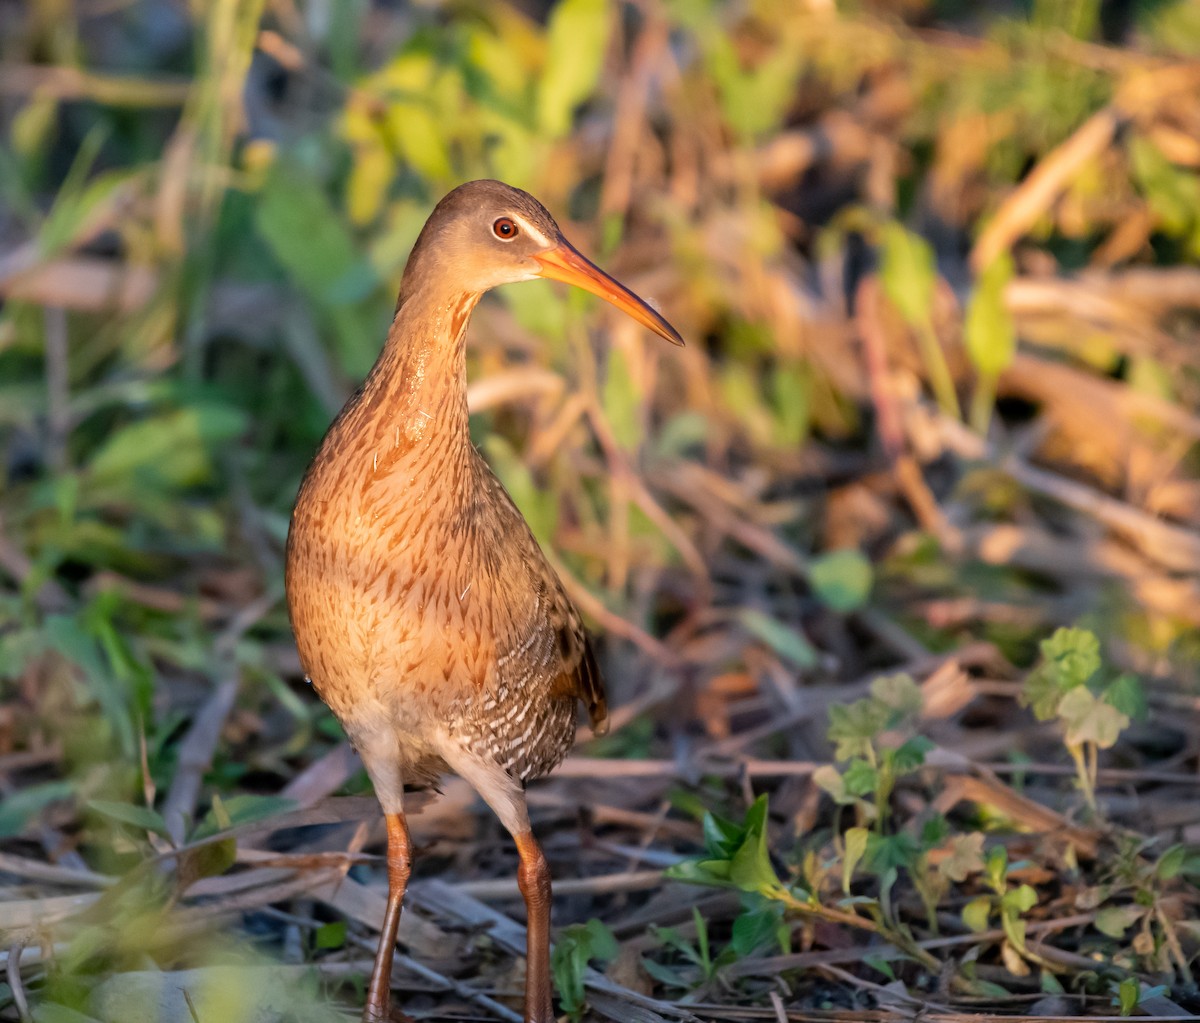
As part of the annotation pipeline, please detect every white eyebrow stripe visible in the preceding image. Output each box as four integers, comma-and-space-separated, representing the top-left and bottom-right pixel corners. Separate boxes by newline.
510, 213, 552, 248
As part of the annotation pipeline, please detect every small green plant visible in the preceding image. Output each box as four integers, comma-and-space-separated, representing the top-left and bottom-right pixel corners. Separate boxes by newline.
960, 845, 1048, 977
667, 788, 940, 971
813, 673, 931, 835
665, 795, 792, 904
1112, 977, 1172, 1017
641, 907, 739, 993
668, 679, 960, 970
1086, 838, 1200, 980
813, 674, 976, 947
550, 918, 617, 1022
1019, 627, 1143, 815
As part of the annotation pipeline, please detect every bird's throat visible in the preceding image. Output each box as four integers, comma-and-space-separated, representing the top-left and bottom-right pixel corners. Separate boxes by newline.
365, 289, 482, 450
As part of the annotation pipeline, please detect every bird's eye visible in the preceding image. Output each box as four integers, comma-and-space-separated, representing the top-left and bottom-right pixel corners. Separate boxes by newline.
492, 217, 518, 240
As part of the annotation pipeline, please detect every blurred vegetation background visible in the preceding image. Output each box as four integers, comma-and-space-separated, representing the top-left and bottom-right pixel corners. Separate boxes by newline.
2, 0, 1200, 1020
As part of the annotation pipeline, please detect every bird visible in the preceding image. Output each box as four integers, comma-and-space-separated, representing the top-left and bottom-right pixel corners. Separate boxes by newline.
285, 179, 683, 1023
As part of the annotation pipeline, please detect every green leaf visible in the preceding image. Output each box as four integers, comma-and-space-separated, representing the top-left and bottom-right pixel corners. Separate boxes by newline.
1040, 627, 1102, 689
1041, 970, 1065, 994
342, 116, 393, 226
40, 165, 132, 259
256, 162, 380, 374
892, 735, 934, 774
880, 222, 936, 329
706, 32, 803, 140
842, 826, 869, 893
602, 346, 643, 451
1058, 687, 1129, 749
1117, 976, 1139, 1016
553, 918, 617, 1017
256, 163, 367, 303
692, 907, 710, 969
89, 403, 248, 491
963, 896, 992, 933
1103, 673, 1147, 721
501, 278, 568, 342
827, 698, 890, 761
210, 792, 233, 831
665, 857, 731, 887
87, 799, 169, 838
1131, 136, 1200, 243
582, 918, 618, 962
736, 609, 818, 669
1001, 883, 1038, 915
483, 436, 558, 549
388, 103, 450, 185
985, 845, 1008, 892
11, 94, 57, 161
697, 858, 733, 883
1023, 627, 1104, 720
44, 612, 136, 758
866, 832, 920, 872
0, 780, 75, 839
1095, 905, 1143, 938
315, 921, 347, 950
731, 905, 782, 957
809, 549, 873, 612
639, 956, 688, 989
770, 361, 811, 447
921, 814, 950, 849
863, 955, 896, 981
176, 837, 237, 890
965, 253, 1017, 377
742, 795, 768, 834
1021, 665, 1067, 721
729, 820, 782, 896
537, 0, 612, 139
654, 923, 699, 963
843, 759, 878, 797
1155, 845, 1186, 880
702, 811, 744, 858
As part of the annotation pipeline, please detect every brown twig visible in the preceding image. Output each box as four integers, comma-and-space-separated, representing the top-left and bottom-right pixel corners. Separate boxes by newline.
971, 108, 1121, 272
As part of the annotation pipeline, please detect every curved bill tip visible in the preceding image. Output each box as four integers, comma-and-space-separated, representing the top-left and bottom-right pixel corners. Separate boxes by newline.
533, 240, 685, 347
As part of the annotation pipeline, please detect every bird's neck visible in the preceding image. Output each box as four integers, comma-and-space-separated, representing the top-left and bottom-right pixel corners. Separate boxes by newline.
362, 288, 482, 447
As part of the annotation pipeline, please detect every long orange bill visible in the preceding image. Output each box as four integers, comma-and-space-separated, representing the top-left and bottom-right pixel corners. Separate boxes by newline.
534, 240, 684, 346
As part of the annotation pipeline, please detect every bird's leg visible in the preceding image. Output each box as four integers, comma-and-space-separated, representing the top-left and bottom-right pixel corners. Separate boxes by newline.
439, 752, 556, 1022
515, 830, 555, 1023
363, 812, 412, 1023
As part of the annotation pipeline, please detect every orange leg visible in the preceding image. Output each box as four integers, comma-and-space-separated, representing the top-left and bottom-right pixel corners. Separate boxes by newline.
515, 831, 555, 1023
363, 812, 412, 1023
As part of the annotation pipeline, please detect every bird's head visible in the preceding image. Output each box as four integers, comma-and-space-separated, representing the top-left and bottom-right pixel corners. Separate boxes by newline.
402, 179, 683, 346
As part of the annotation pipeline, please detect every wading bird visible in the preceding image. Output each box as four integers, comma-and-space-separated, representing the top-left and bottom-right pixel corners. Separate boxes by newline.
285, 180, 682, 1022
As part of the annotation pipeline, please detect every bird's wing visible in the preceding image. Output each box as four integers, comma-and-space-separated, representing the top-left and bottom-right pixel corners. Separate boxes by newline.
492, 568, 608, 734
476, 468, 608, 734
549, 593, 609, 735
